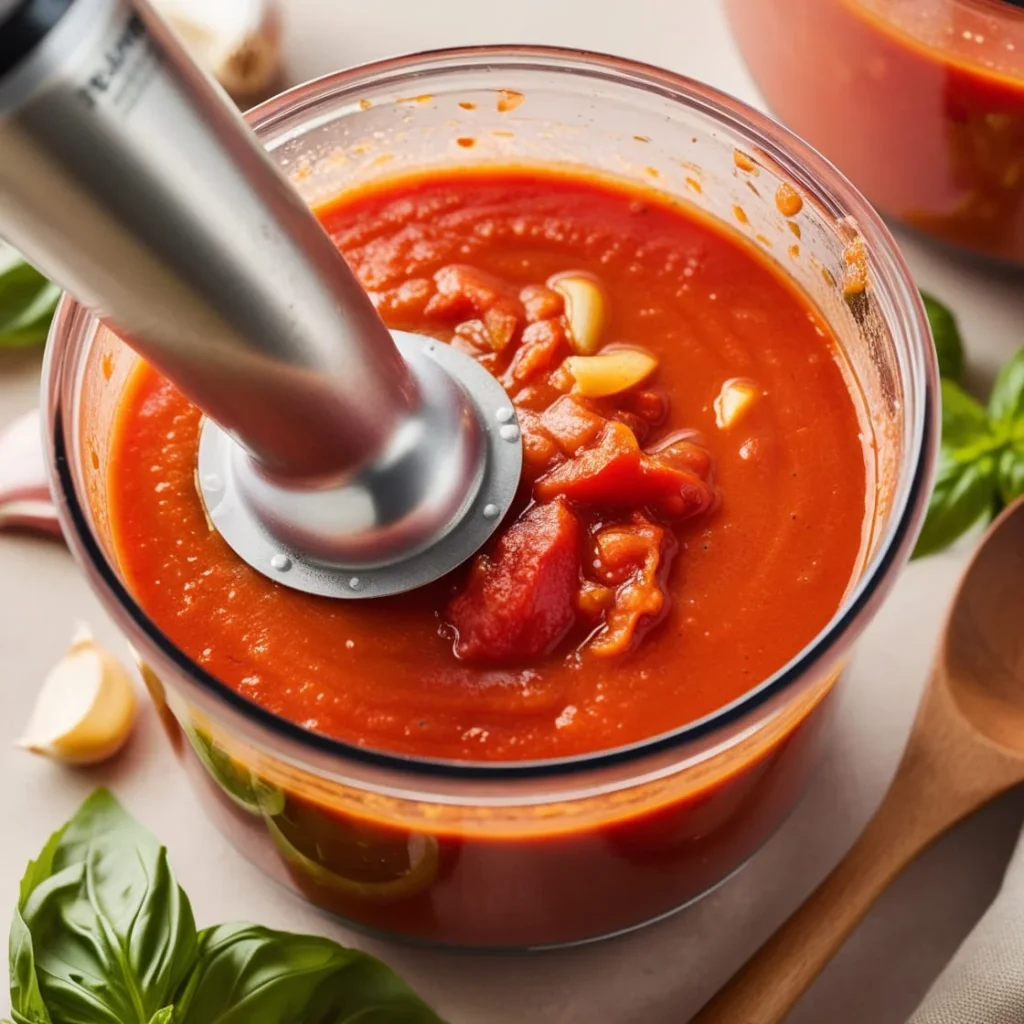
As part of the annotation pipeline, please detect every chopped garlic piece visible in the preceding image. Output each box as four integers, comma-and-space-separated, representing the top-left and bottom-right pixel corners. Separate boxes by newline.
549, 273, 607, 355
19, 625, 137, 766
714, 378, 760, 429
566, 349, 658, 398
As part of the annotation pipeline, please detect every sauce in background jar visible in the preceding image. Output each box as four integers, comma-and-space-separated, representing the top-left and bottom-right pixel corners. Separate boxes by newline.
728, 0, 1024, 263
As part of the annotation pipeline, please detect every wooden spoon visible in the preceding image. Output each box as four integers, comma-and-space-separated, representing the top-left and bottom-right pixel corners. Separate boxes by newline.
692, 496, 1024, 1024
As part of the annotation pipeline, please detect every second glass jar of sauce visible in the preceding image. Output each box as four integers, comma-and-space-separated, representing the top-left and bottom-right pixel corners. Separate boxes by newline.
728, 0, 1024, 264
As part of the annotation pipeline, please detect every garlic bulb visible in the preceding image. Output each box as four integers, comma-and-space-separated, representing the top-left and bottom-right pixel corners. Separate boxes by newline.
151, 0, 284, 106
19, 625, 138, 766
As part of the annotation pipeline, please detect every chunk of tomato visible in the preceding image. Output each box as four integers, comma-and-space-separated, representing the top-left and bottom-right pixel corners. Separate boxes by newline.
425, 264, 523, 351
535, 421, 715, 520
447, 501, 581, 663
587, 518, 674, 657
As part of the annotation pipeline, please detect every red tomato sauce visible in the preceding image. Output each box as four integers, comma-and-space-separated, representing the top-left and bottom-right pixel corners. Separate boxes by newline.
728, 0, 1024, 261
109, 168, 866, 763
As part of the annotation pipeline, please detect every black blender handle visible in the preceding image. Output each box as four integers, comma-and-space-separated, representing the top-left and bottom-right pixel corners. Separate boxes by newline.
0, 0, 75, 76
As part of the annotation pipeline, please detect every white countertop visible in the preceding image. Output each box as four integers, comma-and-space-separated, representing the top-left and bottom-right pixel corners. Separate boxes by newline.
4, 2, 1024, 1022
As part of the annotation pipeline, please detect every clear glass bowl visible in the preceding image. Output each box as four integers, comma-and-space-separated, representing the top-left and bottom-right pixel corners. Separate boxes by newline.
42, 46, 938, 949
728, 0, 1024, 264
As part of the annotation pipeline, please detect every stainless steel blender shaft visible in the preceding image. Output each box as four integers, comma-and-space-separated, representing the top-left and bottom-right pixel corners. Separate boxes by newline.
0, 0, 410, 482
0, 0, 521, 596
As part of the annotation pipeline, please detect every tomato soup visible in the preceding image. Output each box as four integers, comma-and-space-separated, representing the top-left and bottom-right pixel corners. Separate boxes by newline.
107, 168, 868, 944
729, 0, 1024, 262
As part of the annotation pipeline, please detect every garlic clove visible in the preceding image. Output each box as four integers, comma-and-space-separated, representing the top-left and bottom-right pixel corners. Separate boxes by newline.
151, 0, 283, 105
19, 625, 138, 766
549, 273, 608, 355
566, 349, 658, 398
0, 409, 62, 539
714, 378, 760, 429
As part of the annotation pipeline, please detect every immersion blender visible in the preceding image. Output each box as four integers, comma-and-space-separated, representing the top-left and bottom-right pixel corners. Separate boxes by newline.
0, 0, 522, 597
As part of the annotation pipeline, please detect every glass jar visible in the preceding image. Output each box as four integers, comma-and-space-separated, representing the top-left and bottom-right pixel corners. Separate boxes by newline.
42, 46, 937, 949
728, 0, 1024, 264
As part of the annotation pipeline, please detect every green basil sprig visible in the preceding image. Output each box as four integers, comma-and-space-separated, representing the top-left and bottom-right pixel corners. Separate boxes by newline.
6, 790, 445, 1024
0, 244, 60, 349
914, 347, 1024, 558
920, 289, 965, 383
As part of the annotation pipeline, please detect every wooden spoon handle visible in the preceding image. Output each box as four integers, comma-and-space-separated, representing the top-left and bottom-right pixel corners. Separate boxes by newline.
692, 674, 1024, 1024
690, 775, 926, 1024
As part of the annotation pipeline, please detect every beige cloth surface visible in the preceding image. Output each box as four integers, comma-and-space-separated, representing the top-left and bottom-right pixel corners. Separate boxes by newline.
910, 825, 1024, 1023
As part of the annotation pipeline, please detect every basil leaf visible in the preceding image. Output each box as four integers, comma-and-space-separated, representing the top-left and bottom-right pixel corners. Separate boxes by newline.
15, 789, 198, 1024
940, 379, 991, 450
9, 792, 445, 1024
9, 912, 51, 1024
988, 346, 1024, 430
8, 821, 66, 1024
175, 923, 446, 1024
913, 451, 999, 558
0, 245, 60, 349
921, 290, 965, 382
998, 444, 1024, 504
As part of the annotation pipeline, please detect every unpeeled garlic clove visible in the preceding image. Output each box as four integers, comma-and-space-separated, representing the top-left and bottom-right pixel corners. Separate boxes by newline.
0, 409, 62, 539
549, 273, 608, 355
19, 625, 138, 766
151, 0, 283, 106
714, 378, 760, 429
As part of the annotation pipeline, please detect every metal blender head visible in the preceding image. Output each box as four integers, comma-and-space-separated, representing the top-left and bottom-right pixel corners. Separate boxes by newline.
0, 0, 521, 597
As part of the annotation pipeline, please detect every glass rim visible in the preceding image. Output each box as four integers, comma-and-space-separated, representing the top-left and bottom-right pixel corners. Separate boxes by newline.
44, 44, 939, 783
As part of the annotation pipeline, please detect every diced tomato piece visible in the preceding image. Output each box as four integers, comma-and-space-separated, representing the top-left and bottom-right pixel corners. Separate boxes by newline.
609, 409, 651, 445
370, 277, 434, 321
425, 265, 523, 351
624, 387, 670, 426
535, 421, 715, 519
587, 519, 675, 657
426, 264, 519, 318
576, 579, 615, 621
539, 395, 607, 455
650, 433, 714, 482
516, 409, 563, 477
515, 392, 609, 479
504, 319, 568, 386
453, 319, 492, 351
511, 379, 565, 414
520, 283, 564, 323
484, 306, 519, 352
447, 501, 581, 663
606, 389, 670, 445
547, 361, 576, 394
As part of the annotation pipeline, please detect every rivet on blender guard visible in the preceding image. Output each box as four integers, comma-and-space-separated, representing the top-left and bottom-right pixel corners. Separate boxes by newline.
499, 424, 520, 442
496, 407, 514, 423
349, 577, 362, 590
483, 503, 500, 519
270, 553, 291, 571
